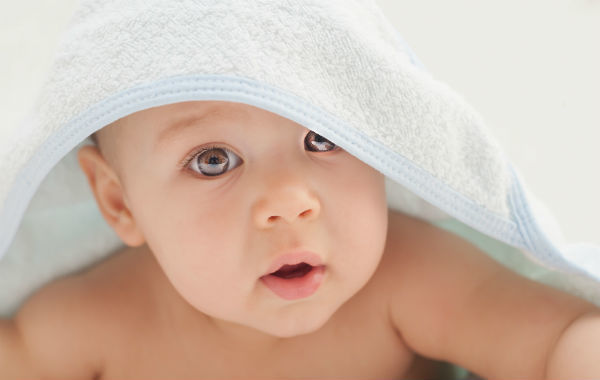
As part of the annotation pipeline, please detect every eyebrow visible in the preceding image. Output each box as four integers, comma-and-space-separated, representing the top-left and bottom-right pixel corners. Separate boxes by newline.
154, 105, 223, 149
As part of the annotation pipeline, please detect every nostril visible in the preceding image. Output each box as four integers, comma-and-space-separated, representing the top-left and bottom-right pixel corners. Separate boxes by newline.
266, 210, 311, 223
299, 210, 311, 217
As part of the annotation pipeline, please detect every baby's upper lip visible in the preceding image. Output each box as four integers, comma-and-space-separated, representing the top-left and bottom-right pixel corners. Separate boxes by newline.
263, 250, 324, 276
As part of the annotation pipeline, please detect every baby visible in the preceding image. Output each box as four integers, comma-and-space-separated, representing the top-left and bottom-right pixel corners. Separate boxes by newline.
1, 100, 600, 379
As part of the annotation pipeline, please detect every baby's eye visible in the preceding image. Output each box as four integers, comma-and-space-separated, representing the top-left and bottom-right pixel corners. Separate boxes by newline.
185, 131, 340, 178
186, 146, 242, 177
304, 130, 341, 153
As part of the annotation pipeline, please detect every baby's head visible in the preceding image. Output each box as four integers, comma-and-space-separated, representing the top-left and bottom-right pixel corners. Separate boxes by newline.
78, 100, 389, 338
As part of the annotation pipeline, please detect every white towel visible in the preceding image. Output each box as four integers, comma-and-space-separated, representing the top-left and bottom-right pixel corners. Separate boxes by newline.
1, 0, 599, 317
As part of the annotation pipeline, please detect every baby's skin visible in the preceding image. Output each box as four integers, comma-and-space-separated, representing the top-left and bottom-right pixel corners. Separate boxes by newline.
1, 101, 600, 379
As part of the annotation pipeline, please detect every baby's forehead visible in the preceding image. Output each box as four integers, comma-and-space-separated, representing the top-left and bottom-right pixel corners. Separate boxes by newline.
99, 101, 306, 158
95, 101, 227, 142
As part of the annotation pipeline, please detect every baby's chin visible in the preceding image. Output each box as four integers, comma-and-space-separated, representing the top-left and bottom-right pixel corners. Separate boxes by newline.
249, 312, 333, 339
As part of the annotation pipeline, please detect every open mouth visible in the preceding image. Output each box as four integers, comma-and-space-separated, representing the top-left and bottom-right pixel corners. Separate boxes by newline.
270, 262, 314, 279
261, 262, 327, 301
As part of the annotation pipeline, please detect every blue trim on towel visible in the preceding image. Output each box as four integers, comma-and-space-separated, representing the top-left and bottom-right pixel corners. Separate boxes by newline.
0, 74, 593, 280
507, 163, 600, 280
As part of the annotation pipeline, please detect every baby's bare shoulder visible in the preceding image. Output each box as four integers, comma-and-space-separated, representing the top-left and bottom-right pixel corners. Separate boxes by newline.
385, 210, 598, 379
10, 245, 156, 379
11, 263, 111, 378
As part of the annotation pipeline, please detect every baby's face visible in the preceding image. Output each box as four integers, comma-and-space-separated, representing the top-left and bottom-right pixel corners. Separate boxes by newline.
85, 100, 388, 338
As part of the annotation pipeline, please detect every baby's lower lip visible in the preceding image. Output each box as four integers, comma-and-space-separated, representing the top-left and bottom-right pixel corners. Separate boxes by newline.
260, 266, 326, 300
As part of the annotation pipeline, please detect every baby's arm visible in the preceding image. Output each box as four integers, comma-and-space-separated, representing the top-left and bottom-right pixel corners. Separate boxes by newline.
387, 215, 600, 379
544, 310, 600, 379
0, 275, 102, 379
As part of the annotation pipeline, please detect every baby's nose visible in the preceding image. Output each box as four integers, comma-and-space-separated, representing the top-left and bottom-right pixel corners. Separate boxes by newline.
253, 187, 321, 228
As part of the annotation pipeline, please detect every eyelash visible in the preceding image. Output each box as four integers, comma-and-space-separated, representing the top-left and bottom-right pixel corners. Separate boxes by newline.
178, 144, 228, 170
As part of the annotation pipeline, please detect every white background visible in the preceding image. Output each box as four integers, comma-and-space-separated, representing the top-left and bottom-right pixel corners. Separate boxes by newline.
0, 0, 598, 243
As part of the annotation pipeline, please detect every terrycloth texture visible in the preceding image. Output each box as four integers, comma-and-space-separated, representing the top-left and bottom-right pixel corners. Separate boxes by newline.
1, 0, 599, 316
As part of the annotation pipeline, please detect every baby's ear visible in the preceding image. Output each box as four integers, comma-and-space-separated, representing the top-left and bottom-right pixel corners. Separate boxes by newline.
77, 145, 145, 247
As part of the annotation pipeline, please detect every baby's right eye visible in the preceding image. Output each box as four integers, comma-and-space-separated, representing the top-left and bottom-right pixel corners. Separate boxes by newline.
186, 145, 242, 177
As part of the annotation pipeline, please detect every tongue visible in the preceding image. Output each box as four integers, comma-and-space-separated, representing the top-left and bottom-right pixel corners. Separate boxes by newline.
272, 263, 313, 279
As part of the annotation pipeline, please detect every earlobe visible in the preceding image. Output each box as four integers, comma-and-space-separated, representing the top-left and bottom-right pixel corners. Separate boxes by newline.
77, 145, 146, 247
114, 209, 146, 247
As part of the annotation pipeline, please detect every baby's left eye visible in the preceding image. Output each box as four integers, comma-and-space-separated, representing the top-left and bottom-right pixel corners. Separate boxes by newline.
304, 131, 341, 153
